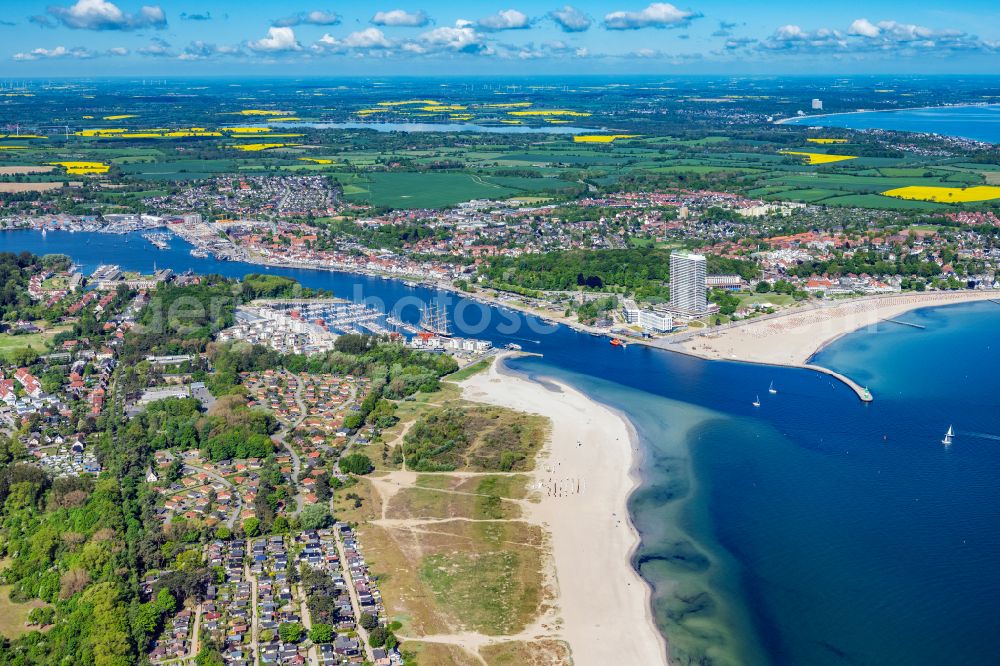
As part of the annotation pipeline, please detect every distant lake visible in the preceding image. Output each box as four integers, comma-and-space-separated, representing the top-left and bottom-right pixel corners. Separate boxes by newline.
781, 104, 1000, 144
262, 121, 592, 134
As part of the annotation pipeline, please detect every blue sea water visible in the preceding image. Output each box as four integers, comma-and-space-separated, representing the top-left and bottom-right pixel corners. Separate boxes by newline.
4, 230, 1000, 665
782, 104, 1000, 144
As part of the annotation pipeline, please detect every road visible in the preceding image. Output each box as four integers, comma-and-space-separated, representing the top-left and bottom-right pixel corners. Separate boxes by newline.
184, 463, 243, 528
273, 378, 306, 516
249, 562, 259, 664
333, 530, 376, 663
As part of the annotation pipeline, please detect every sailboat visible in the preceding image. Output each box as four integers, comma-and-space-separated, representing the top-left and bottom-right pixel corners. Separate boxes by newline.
752, 395, 761, 407
768, 381, 777, 395
419, 302, 452, 337
942, 425, 954, 446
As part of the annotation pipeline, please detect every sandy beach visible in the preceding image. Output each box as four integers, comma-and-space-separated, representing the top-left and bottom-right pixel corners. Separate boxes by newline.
678, 290, 999, 366
461, 356, 669, 666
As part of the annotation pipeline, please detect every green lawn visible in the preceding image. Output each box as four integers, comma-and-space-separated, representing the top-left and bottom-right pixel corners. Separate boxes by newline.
0, 326, 67, 362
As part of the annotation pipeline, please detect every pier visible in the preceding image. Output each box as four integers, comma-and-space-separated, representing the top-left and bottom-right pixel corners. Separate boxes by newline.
802, 364, 873, 402
881, 318, 926, 329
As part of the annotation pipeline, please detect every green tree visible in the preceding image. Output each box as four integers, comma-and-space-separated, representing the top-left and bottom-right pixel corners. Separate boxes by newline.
299, 503, 332, 530
135, 602, 164, 637
340, 453, 373, 475
243, 517, 260, 537
308, 623, 334, 644
156, 588, 177, 614
195, 647, 225, 666
278, 622, 304, 643
359, 611, 379, 631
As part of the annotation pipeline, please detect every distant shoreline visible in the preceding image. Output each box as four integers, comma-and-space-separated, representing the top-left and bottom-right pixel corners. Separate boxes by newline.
672, 291, 999, 398
774, 102, 997, 126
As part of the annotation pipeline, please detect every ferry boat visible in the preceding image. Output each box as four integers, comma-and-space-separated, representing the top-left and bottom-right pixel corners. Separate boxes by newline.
189, 248, 209, 258
419, 302, 452, 337
942, 425, 954, 446
505, 343, 522, 351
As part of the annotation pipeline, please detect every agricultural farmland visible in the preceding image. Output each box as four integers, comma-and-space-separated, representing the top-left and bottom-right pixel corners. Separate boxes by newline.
0, 77, 998, 214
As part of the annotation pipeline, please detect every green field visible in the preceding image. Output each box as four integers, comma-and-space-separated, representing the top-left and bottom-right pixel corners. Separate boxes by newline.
339, 172, 576, 208
0, 585, 47, 639
0, 327, 67, 362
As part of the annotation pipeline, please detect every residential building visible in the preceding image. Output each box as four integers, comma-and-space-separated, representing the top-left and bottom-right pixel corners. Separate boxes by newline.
670, 252, 708, 317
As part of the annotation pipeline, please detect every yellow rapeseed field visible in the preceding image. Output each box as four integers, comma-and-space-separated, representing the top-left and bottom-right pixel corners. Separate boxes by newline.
228, 127, 273, 134
377, 100, 439, 106
806, 138, 848, 144
483, 102, 533, 108
573, 134, 639, 143
299, 158, 333, 164
230, 110, 293, 116
509, 110, 592, 117
49, 161, 110, 175
420, 105, 467, 112
0, 134, 46, 139
882, 186, 1000, 203
103, 114, 137, 120
76, 128, 225, 138
779, 151, 858, 165
229, 143, 297, 152
0, 146, 28, 150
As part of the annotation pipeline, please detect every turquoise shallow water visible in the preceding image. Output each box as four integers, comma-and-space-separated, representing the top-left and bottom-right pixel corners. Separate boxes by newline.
782, 104, 1000, 144
3, 230, 1000, 664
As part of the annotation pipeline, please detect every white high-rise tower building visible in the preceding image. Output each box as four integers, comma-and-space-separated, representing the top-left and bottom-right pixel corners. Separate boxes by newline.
670, 252, 708, 316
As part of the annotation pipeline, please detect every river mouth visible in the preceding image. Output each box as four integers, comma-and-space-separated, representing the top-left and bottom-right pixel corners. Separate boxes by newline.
5, 229, 1000, 665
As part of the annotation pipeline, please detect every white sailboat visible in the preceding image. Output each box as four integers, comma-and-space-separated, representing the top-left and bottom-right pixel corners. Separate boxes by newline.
768, 381, 777, 395
942, 425, 954, 446
752, 395, 761, 407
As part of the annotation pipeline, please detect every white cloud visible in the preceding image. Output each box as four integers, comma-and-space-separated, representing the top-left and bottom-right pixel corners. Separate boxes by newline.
477, 9, 531, 31
47, 0, 166, 31
756, 18, 996, 55
247, 26, 302, 53
371, 9, 429, 27
137, 37, 172, 56
180, 41, 242, 60
848, 18, 880, 39
418, 21, 492, 53
343, 28, 392, 48
13, 45, 94, 60
604, 3, 699, 30
549, 5, 591, 32
273, 10, 340, 27
107, 46, 128, 55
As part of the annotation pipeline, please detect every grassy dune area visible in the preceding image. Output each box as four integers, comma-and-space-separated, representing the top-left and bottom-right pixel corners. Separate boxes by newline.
329, 371, 564, 665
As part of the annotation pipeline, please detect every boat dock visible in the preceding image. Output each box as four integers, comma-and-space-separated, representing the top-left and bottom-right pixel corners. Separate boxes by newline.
881, 318, 926, 329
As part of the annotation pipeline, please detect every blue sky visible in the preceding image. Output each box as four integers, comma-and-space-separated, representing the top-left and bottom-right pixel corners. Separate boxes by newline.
2, 0, 1000, 75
